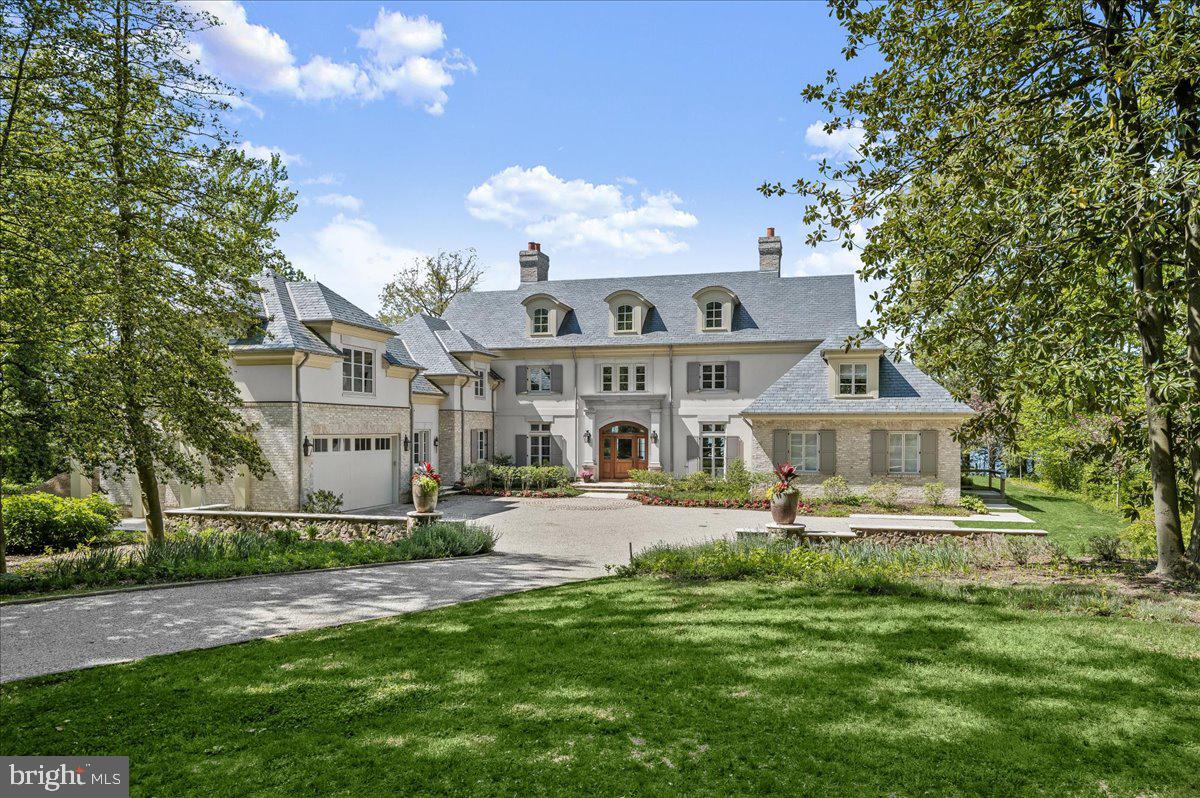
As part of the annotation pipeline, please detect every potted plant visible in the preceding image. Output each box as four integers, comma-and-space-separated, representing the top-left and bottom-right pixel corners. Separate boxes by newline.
766, 462, 801, 524
578, 467, 594, 483
412, 462, 441, 513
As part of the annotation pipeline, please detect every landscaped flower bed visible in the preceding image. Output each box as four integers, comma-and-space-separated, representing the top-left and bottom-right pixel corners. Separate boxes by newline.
465, 486, 582, 499
627, 492, 803, 511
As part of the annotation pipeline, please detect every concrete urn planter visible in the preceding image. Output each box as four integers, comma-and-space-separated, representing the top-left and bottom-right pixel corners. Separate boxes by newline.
770, 491, 800, 525
412, 480, 439, 513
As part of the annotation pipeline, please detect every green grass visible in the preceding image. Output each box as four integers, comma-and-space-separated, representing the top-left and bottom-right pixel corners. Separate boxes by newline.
3, 579, 1197, 797
968, 478, 1127, 553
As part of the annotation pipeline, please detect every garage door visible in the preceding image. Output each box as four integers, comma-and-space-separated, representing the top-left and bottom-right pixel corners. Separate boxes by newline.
310, 435, 396, 510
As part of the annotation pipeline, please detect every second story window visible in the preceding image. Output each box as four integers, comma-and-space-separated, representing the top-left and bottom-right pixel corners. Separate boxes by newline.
700, 363, 726, 390
839, 363, 868, 395
531, 307, 550, 335
528, 366, 552, 393
601, 364, 646, 393
342, 347, 374, 394
473, 369, 485, 398
704, 301, 723, 329
616, 304, 634, 332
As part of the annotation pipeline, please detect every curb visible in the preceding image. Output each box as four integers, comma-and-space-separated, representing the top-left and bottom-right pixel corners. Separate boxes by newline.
0, 551, 500, 607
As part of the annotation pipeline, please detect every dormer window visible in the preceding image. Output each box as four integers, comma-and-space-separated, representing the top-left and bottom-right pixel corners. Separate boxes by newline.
616, 304, 634, 332
704, 301, 723, 330
838, 363, 868, 396
523, 293, 569, 338
532, 307, 549, 335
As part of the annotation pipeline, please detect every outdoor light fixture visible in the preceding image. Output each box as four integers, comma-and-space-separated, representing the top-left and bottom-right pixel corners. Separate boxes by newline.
650, 431, 658, 444
433, 436, 439, 448
583, 430, 592, 443
403, 434, 410, 451
302, 436, 313, 457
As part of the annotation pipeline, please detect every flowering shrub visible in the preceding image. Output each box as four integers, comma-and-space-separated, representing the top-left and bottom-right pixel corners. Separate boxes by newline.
626, 492, 812, 512
466, 486, 582, 499
578, 467, 594, 482
412, 462, 441, 493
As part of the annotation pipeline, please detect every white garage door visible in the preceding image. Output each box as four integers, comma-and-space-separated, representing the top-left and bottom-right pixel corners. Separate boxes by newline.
310, 435, 396, 510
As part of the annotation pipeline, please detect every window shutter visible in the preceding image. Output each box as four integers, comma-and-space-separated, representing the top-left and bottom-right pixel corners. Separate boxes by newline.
515, 434, 528, 466
686, 435, 700, 470
550, 435, 564, 466
819, 429, 837, 475
686, 362, 700, 393
725, 361, 740, 392
772, 429, 789, 466
869, 430, 888, 476
920, 430, 939, 476
515, 366, 528, 395
470, 429, 480, 463
550, 364, 564, 394
726, 435, 743, 465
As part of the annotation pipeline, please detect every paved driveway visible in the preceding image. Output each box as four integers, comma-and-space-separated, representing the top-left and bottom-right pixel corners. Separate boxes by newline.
1, 495, 787, 682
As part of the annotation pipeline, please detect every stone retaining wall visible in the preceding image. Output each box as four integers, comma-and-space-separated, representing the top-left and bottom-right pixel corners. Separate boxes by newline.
164, 506, 412, 543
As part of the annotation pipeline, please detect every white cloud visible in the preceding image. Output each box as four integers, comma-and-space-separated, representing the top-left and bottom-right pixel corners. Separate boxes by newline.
237, 140, 304, 166
287, 214, 424, 311
184, 2, 471, 114
466, 166, 697, 257
315, 193, 363, 211
298, 173, 341, 186
805, 121, 866, 161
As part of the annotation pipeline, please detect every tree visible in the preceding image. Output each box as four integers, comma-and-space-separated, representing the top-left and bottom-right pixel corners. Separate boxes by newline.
764, 0, 1200, 577
3, 0, 296, 542
378, 249, 483, 323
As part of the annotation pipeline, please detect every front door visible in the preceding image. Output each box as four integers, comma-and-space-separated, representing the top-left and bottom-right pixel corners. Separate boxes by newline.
598, 422, 648, 481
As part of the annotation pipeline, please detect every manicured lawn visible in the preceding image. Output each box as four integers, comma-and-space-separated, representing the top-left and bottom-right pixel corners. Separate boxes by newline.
969, 478, 1127, 553
3, 579, 1197, 797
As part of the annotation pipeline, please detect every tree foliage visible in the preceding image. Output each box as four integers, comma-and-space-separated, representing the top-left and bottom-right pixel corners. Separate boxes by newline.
764, 0, 1200, 576
378, 249, 483, 323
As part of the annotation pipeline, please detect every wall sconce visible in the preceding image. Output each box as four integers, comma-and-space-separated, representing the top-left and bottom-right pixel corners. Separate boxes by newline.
302, 436, 313, 457
583, 430, 592, 444
433, 436, 439, 448
403, 434, 410, 451
650, 431, 658, 444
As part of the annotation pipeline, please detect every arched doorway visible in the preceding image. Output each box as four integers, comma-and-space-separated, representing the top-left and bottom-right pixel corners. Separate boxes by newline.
598, 421, 648, 481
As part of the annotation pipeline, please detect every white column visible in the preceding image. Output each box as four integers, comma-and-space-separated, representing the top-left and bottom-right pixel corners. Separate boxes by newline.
649, 409, 663, 470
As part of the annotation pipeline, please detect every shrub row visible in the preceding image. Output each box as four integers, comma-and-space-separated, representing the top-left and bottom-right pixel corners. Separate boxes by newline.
2, 493, 121, 553
465, 487, 581, 499
462, 463, 574, 492
627, 492, 778, 511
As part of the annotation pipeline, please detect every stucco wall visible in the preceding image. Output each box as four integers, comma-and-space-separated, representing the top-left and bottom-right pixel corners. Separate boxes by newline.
747, 415, 963, 501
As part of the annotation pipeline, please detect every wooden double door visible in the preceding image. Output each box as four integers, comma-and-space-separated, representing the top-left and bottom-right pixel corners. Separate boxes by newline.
598, 422, 648, 481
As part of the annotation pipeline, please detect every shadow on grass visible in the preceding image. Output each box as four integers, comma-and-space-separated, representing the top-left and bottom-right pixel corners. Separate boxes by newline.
2, 579, 1198, 798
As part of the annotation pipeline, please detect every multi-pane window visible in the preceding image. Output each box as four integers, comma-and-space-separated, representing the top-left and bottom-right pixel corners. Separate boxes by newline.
412, 430, 430, 465
600, 364, 646, 393
342, 347, 375, 394
331, 437, 351, 452
476, 430, 490, 462
700, 422, 726, 477
700, 363, 726, 390
312, 438, 329, 453
839, 363, 868, 396
789, 431, 820, 473
375, 437, 391, 451
353, 437, 372, 452
527, 366, 552, 393
529, 423, 552, 466
532, 307, 550, 335
616, 304, 634, 332
474, 369, 485, 398
888, 432, 921, 475
704, 301, 723, 329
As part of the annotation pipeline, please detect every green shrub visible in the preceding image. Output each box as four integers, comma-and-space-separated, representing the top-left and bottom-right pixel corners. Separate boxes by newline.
867, 481, 901, 508
629, 469, 675, 487
922, 480, 947, 506
681, 471, 714, 492
724, 459, 751, 493
1118, 520, 1157, 559
959, 494, 987, 514
302, 489, 343, 514
1086, 533, 1121, 562
3, 493, 120, 554
821, 476, 851, 503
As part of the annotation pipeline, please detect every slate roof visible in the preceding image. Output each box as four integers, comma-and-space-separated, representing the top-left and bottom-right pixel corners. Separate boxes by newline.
743, 344, 973, 416
232, 273, 341, 356
286, 282, 395, 336
389, 314, 479, 377
442, 271, 859, 349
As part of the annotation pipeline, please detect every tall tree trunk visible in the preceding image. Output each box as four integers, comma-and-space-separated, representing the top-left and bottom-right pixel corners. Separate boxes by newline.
1174, 77, 1200, 563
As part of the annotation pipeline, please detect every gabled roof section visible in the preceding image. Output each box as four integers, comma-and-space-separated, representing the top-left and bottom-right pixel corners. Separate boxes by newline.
436, 328, 496, 358
743, 341, 973, 416
389, 314, 475, 377
412, 374, 446, 396
443, 271, 859, 349
232, 273, 341, 356
286, 281, 395, 336
383, 337, 422, 370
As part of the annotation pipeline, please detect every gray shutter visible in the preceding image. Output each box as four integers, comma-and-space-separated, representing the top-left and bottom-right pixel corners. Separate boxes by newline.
726, 435, 742, 465
725, 361, 740, 392
550, 435, 563, 466
773, 429, 789, 466
869, 430, 888, 476
470, 429, 480, 463
686, 435, 701, 470
550, 364, 564, 394
686, 362, 700, 393
515, 434, 528, 466
515, 366, 528, 395
819, 429, 837, 475
920, 429, 939, 476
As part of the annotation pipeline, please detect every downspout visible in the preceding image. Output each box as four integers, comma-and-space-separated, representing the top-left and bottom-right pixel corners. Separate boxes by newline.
295, 351, 310, 509
667, 345, 674, 473
459, 381, 466, 484
406, 371, 414, 502
572, 347, 579, 473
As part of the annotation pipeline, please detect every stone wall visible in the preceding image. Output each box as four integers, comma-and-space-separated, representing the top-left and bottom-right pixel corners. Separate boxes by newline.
164, 507, 411, 542
747, 416, 963, 502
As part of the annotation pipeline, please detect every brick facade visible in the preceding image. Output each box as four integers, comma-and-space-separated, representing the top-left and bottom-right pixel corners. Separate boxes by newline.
748, 416, 962, 502
241, 402, 299, 510
301, 402, 411, 506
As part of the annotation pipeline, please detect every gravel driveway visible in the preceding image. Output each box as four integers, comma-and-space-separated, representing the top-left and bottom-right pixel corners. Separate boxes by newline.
1, 495, 788, 682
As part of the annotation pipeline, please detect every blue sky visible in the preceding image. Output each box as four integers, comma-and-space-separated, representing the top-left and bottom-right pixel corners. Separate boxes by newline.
187, 1, 879, 319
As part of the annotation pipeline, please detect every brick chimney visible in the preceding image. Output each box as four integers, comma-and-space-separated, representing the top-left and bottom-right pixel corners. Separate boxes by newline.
520, 241, 550, 282
758, 227, 781, 275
